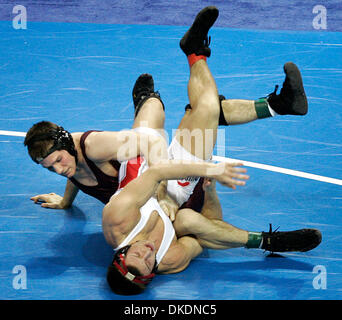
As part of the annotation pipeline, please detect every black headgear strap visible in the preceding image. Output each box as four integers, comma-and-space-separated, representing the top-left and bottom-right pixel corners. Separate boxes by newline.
26, 126, 78, 164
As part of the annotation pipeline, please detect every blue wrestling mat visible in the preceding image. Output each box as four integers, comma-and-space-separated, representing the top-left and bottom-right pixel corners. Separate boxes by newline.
0, 1, 341, 301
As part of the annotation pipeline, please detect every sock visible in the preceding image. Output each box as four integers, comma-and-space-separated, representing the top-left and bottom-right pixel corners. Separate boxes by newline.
188, 54, 207, 68
254, 98, 278, 119
245, 231, 263, 249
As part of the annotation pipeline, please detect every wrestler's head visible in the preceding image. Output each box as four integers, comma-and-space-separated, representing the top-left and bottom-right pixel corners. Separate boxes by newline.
24, 121, 77, 177
107, 241, 157, 295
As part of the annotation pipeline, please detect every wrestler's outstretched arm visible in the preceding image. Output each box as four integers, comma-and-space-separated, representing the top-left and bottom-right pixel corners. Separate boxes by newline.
85, 130, 168, 166
106, 160, 248, 218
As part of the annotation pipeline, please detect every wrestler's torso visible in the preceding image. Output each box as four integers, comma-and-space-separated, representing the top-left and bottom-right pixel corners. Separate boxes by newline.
69, 132, 120, 203
72, 132, 118, 184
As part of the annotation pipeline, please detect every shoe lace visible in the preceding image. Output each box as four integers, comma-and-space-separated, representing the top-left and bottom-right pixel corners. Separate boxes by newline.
266, 85, 279, 100
268, 223, 280, 234
263, 223, 280, 254
204, 36, 211, 48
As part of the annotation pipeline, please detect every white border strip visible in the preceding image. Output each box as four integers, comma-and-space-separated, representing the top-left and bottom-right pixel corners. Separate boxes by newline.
1, 130, 341, 186
213, 155, 342, 186
0, 130, 26, 137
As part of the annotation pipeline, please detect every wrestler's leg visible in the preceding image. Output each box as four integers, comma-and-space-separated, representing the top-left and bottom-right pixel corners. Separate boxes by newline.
132, 97, 165, 130
175, 59, 220, 160
174, 163, 320, 253
174, 208, 248, 249
167, 7, 241, 207
174, 7, 221, 160
219, 99, 257, 125
200, 179, 222, 220
185, 61, 309, 126
174, 208, 322, 253
217, 62, 309, 125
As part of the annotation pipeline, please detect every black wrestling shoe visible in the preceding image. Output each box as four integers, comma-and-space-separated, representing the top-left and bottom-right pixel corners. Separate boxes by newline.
267, 62, 308, 115
132, 73, 164, 118
180, 6, 219, 57
261, 225, 322, 253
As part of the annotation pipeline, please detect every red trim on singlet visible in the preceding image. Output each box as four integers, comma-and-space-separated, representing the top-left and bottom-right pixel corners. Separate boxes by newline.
118, 156, 144, 189
180, 177, 205, 213
177, 181, 190, 187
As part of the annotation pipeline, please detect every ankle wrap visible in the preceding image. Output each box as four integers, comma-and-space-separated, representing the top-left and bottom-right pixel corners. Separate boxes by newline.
255, 98, 272, 119
187, 54, 207, 68
246, 232, 263, 249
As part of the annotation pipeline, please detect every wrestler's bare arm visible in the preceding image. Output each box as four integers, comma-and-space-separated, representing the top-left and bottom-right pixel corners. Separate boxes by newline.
84, 130, 168, 166
105, 161, 248, 225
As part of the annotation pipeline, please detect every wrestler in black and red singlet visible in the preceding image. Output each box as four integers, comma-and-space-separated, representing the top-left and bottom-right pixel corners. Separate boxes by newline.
69, 131, 121, 204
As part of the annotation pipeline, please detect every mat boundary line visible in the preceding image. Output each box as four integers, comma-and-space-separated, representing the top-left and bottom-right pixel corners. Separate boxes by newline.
1, 130, 341, 186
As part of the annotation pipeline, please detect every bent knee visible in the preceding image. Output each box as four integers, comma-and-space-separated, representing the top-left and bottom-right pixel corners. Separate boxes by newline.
198, 92, 220, 111
193, 101, 220, 125
174, 209, 200, 236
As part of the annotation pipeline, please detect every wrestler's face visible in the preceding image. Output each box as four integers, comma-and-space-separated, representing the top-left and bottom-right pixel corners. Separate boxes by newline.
40, 150, 76, 178
124, 240, 157, 276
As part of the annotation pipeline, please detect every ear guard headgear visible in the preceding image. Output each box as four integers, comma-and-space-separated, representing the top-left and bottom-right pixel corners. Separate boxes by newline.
112, 245, 157, 285
25, 126, 78, 164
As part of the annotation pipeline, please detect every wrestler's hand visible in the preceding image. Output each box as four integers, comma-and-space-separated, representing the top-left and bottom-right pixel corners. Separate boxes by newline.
202, 178, 216, 192
211, 162, 249, 189
156, 180, 180, 221
30, 193, 69, 209
159, 196, 179, 222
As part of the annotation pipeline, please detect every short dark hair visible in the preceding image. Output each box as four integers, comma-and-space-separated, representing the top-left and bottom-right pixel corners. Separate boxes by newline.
107, 264, 146, 295
24, 121, 58, 162
24, 121, 77, 164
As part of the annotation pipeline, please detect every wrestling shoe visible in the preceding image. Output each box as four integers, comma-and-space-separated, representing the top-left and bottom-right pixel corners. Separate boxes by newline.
132, 73, 164, 118
267, 62, 308, 115
180, 6, 219, 57
261, 225, 322, 253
